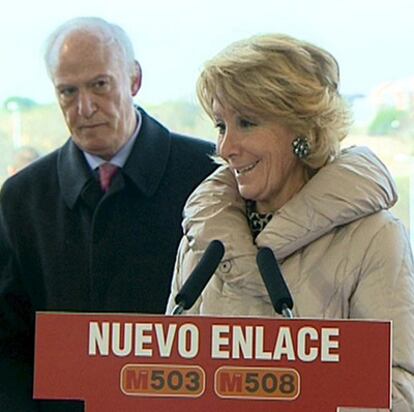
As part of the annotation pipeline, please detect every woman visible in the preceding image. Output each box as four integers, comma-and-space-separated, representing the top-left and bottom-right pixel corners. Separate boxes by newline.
167, 34, 414, 410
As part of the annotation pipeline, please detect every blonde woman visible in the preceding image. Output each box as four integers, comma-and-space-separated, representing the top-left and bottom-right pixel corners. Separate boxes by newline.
168, 34, 414, 410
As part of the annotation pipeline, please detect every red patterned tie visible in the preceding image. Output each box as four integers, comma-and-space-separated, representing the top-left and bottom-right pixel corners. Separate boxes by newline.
99, 163, 119, 192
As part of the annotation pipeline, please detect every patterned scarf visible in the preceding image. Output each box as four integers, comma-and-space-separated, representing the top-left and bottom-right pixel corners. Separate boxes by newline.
245, 200, 273, 240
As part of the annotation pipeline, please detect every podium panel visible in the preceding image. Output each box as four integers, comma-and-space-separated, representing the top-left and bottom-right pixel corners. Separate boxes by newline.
34, 313, 391, 411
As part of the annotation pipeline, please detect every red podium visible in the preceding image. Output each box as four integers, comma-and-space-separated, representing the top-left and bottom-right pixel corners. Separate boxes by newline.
34, 312, 391, 411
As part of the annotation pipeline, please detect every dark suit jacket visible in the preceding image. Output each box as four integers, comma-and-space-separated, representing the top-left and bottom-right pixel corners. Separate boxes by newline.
0, 108, 216, 411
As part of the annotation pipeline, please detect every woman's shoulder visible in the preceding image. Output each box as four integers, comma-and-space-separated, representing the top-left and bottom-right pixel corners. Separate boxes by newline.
336, 210, 412, 270
346, 209, 408, 240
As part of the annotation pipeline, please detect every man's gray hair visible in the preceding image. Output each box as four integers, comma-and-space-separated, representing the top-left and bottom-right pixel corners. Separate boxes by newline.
44, 16, 136, 77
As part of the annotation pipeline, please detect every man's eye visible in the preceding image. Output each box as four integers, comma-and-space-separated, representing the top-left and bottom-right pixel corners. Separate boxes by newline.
59, 87, 77, 98
93, 80, 109, 91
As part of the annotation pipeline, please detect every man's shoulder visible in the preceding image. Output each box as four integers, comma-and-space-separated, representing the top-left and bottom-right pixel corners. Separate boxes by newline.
170, 132, 215, 155
139, 107, 214, 155
167, 132, 217, 179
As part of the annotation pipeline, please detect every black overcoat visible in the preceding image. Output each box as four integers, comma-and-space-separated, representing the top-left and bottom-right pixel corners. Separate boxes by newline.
0, 108, 216, 411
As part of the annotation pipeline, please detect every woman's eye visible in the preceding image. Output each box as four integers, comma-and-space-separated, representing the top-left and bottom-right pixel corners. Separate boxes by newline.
215, 121, 226, 134
239, 118, 256, 128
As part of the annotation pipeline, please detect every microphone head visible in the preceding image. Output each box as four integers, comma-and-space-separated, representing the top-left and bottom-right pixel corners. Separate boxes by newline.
175, 240, 225, 310
256, 247, 294, 315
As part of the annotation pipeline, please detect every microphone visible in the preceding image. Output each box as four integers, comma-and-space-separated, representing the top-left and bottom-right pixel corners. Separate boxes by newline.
172, 240, 225, 315
256, 247, 294, 318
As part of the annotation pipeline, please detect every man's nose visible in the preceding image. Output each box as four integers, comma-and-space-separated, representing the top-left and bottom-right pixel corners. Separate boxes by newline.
218, 128, 240, 160
77, 91, 97, 118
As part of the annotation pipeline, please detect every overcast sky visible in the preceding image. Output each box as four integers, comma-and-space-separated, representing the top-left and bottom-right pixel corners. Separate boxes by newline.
1, 0, 413, 105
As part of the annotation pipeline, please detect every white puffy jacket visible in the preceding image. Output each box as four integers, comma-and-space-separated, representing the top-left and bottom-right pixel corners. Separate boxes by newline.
167, 146, 414, 411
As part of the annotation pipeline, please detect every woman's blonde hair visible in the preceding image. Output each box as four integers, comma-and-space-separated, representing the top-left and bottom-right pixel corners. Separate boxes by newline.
197, 33, 351, 169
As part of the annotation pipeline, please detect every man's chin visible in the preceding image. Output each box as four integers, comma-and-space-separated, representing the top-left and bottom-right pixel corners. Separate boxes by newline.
75, 127, 102, 139
72, 138, 108, 158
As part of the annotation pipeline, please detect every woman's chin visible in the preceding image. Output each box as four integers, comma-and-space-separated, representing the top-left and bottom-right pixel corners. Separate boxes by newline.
237, 186, 259, 202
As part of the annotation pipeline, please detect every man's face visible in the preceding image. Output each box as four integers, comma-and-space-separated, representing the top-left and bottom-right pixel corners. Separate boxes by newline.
51, 32, 140, 160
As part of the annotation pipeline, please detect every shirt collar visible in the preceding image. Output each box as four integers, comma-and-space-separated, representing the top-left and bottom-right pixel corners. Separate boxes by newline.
58, 107, 173, 209
82, 108, 142, 169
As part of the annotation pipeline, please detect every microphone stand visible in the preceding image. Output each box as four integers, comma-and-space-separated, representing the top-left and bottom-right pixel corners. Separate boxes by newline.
171, 302, 185, 315
281, 303, 293, 319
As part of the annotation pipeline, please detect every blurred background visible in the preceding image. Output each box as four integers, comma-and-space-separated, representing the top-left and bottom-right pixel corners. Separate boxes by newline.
1, 0, 413, 245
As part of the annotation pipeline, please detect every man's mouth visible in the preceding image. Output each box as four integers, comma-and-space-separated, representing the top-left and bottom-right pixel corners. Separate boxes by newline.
80, 123, 106, 129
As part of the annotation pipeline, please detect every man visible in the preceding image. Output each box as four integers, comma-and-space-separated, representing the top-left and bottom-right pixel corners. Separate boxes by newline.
0, 17, 216, 411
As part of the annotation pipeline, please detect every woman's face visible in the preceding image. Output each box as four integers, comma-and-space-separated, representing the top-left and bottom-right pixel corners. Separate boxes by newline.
213, 100, 306, 213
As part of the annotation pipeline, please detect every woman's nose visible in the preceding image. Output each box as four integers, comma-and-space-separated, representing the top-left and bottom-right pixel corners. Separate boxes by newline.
218, 128, 240, 160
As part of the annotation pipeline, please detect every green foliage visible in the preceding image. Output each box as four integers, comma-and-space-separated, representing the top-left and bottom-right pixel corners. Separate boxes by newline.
4, 96, 38, 110
145, 100, 216, 142
368, 106, 409, 136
